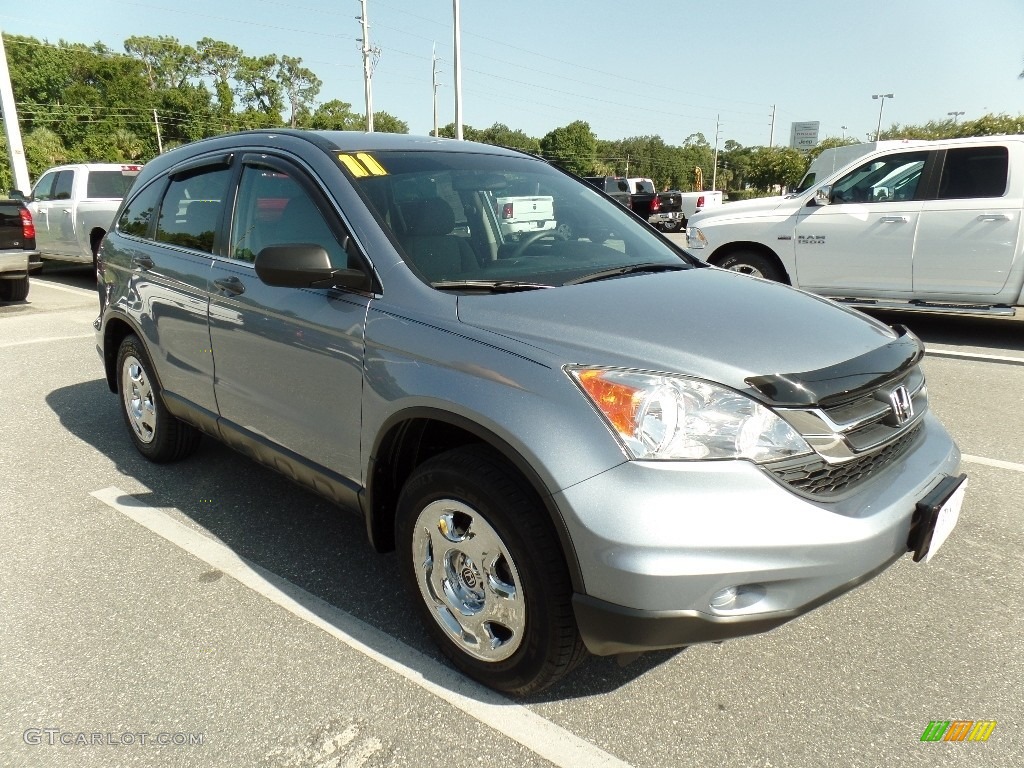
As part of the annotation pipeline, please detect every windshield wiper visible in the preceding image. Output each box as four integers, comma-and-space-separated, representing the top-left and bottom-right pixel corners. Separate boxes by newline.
431, 279, 553, 292
563, 262, 688, 286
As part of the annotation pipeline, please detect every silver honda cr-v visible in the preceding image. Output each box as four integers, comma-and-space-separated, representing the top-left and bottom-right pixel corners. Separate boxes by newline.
95, 130, 965, 695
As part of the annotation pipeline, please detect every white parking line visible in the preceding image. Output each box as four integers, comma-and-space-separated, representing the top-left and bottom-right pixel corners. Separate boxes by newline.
89, 486, 633, 768
0, 333, 94, 349
962, 454, 1024, 473
31, 279, 96, 297
926, 346, 1024, 366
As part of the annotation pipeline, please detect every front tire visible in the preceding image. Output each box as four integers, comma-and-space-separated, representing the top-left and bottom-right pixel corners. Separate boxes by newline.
397, 447, 585, 695
716, 250, 784, 282
116, 334, 201, 462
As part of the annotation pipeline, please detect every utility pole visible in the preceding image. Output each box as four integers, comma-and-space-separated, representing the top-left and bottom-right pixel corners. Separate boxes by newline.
0, 27, 30, 193
358, 0, 378, 132
768, 104, 776, 146
432, 44, 441, 137
152, 109, 163, 154
452, 0, 463, 140
711, 114, 721, 191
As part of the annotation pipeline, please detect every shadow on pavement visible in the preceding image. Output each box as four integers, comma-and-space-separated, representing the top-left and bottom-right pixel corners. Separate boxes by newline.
47, 379, 683, 704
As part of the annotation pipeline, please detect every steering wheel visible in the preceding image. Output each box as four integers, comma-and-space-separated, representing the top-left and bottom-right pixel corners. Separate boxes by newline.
510, 229, 566, 259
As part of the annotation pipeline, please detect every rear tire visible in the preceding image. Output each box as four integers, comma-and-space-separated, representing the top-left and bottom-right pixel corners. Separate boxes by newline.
0, 276, 29, 302
716, 250, 784, 282
116, 334, 201, 462
397, 446, 586, 695
661, 218, 684, 233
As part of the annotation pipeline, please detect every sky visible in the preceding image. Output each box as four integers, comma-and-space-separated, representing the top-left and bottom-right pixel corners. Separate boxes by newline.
2, 0, 1023, 149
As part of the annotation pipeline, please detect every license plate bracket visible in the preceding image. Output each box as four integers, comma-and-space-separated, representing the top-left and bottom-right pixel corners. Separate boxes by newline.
907, 473, 968, 563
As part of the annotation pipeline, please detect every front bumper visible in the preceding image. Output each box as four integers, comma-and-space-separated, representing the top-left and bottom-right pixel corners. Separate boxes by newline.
556, 412, 960, 655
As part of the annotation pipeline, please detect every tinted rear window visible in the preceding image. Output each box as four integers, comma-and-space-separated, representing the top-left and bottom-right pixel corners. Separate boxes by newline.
87, 171, 137, 199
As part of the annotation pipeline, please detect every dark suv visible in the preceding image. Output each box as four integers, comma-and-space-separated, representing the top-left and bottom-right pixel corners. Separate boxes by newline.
96, 130, 964, 695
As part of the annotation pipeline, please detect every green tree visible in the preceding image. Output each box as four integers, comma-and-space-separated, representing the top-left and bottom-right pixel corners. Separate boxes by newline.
234, 53, 283, 123
477, 123, 541, 153
277, 55, 321, 129
306, 99, 361, 130
540, 120, 596, 175
196, 37, 242, 120
23, 128, 69, 178
747, 146, 805, 191
372, 112, 409, 134
124, 35, 198, 90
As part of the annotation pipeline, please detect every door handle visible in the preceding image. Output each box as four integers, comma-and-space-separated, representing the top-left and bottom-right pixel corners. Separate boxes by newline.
214, 276, 245, 296
879, 216, 908, 223
131, 254, 154, 270
977, 213, 1010, 221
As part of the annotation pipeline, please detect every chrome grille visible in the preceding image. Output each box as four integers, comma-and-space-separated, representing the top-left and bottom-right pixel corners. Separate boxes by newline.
765, 365, 928, 498
767, 423, 923, 497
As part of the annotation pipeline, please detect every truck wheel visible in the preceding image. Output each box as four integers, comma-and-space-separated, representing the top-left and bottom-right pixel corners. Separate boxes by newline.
555, 220, 576, 240
396, 446, 586, 696
661, 219, 684, 233
716, 251, 784, 282
0, 276, 29, 302
116, 334, 201, 462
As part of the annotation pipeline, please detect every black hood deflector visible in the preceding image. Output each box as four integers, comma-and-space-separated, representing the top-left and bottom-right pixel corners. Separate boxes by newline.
746, 325, 924, 407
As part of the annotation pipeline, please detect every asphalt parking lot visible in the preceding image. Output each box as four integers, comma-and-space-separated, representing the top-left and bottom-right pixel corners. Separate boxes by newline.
2, 264, 1022, 767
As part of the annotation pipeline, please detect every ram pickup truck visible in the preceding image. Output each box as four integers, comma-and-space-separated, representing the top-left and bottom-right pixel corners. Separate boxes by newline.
491, 193, 556, 239
14, 163, 142, 269
686, 136, 1024, 316
0, 200, 40, 302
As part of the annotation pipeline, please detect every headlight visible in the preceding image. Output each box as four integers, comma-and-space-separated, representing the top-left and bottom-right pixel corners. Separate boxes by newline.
569, 368, 812, 462
686, 227, 708, 249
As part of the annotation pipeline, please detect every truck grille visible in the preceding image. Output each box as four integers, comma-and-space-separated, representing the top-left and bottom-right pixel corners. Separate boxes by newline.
765, 366, 927, 498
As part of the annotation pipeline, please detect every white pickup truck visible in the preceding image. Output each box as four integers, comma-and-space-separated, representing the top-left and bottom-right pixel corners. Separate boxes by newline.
16, 163, 142, 269
686, 136, 1024, 315
492, 193, 556, 239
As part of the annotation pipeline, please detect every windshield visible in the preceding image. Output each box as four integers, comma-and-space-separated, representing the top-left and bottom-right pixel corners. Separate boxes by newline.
344, 150, 691, 287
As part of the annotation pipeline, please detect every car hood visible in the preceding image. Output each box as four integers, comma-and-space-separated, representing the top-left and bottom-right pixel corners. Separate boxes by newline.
456, 268, 902, 401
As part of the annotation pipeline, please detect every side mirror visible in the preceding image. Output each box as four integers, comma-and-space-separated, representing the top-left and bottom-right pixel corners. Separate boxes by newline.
255, 244, 373, 292
812, 185, 832, 206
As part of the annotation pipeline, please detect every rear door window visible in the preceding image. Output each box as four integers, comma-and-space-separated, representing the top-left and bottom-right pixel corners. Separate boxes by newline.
155, 166, 233, 253
937, 146, 1008, 199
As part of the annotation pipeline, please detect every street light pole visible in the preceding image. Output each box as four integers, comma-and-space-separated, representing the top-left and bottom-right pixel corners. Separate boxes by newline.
841, 125, 848, 141
872, 93, 893, 141
947, 110, 965, 124
452, 0, 463, 140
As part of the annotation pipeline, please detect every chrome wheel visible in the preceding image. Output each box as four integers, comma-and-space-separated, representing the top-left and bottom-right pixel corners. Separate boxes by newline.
412, 499, 524, 662
727, 263, 765, 278
121, 355, 156, 444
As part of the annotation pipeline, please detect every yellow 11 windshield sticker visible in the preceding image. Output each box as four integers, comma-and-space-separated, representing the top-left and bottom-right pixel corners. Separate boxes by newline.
337, 153, 388, 177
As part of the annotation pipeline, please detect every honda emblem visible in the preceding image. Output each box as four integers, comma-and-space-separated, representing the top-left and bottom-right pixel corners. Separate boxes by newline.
889, 385, 913, 425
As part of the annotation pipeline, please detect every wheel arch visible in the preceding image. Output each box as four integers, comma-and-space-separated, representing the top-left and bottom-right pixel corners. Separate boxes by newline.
708, 241, 791, 285
89, 227, 107, 257
363, 407, 585, 592
101, 313, 144, 393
